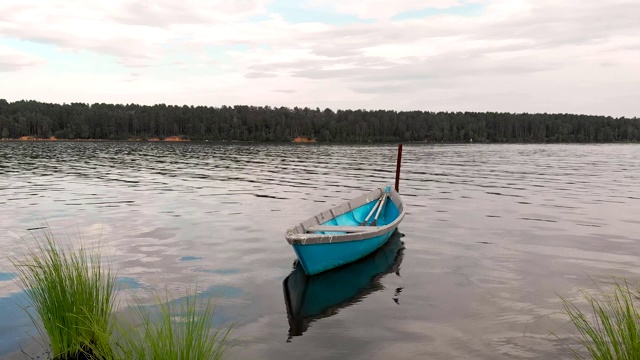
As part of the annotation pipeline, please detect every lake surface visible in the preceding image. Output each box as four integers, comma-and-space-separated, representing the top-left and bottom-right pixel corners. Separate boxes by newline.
1, 142, 640, 359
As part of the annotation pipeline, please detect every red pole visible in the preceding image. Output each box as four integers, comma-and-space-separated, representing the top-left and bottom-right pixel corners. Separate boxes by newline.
394, 143, 403, 193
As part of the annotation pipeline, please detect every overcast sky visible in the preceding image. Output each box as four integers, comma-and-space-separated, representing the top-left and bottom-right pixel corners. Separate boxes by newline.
0, 0, 638, 117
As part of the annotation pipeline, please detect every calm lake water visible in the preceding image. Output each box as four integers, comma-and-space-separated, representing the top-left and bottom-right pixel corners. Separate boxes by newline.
1, 142, 640, 359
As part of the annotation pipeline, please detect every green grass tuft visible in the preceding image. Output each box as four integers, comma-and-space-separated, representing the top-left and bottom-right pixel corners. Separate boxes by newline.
117, 290, 233, 360
560, 278, 640, 360
11, 229, 233, 360
11, 230, 116, 360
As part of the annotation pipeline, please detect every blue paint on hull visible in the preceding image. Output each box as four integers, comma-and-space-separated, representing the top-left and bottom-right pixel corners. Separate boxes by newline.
293, 229, 396, 275
287, 187, 405, 276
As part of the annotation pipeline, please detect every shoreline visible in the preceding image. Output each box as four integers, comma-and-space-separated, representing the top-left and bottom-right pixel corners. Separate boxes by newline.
0, 136, 322, 143
0, 137, 190, 142
2, 138, 640, 145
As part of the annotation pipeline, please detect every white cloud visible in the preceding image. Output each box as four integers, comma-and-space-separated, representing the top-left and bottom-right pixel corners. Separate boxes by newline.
0, 45, 45, 71
308, 0, 464, 19
0, 0, 269, 66
109, 0, 269, 27
0, 0, 638, 116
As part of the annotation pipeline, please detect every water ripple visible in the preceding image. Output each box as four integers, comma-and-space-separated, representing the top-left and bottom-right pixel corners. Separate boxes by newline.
1, 143, 640, 359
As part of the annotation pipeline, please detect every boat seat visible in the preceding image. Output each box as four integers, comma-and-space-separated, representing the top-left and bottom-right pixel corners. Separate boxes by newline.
305, 225, 382, 233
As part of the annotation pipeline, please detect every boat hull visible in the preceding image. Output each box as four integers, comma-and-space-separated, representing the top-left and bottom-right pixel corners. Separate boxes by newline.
286, 187, 405, 276
284, 230, 405, 339
292, 227, 397, 275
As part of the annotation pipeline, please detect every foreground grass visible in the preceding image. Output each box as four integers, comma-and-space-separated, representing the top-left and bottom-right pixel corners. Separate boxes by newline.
11, 231, 115, 359
560, 279, 640, 360
11, 230, 232, 360
117, 292, 232, 360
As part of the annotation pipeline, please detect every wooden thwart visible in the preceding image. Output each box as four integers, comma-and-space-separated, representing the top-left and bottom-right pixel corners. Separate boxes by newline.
286, 186, 405, 245
305, 225, 382, 233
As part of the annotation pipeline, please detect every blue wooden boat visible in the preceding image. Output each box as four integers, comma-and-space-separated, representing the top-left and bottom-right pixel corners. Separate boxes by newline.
283, 230, 405, 339
285, 186, 406, 275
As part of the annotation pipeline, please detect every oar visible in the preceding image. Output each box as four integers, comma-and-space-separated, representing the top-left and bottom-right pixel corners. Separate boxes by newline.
371, 192, 388, 226
360, 194, 383, 226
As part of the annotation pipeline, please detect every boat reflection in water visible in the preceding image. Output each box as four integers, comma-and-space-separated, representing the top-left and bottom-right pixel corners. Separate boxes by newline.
282, 230, 405, 340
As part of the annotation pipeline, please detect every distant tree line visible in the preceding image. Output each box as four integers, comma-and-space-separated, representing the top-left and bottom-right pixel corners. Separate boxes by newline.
0, 99, 638, 142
